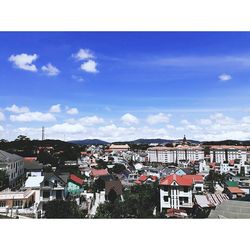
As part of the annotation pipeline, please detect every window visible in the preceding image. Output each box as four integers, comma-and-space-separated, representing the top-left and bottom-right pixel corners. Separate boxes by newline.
196, 187, 202, 192
183, 187, 189, 192
0, 201, 6, 207
44, 180, 49, 187
163, 196, 169, 202
13, 200, 23, 207
43, 191, 50, 198
163, 186, 169, 192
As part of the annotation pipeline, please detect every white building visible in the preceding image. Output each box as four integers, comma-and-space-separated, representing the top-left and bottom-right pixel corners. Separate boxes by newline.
210, 146, 247, 164
109, 144, 130, 152
0, 150, 24, 187
148, 145, 204, 164
159, 174, 204, 212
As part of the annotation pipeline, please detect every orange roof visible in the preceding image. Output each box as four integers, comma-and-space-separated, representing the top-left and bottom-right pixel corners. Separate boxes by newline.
160, 174, 203, 186
90, 168, 109, 177
227, 187, 245, 194
24, 157, 37, 161
138, 175, 148, 182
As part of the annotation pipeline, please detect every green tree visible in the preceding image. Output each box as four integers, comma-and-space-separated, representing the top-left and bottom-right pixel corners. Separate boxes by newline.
43, 200, 84, 218
95, 183, 159, 218
15, 135, 30, 141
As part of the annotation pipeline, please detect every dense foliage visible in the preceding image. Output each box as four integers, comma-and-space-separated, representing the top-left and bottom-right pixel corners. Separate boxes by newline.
95, 183, 159, 218
43, 200, 85, 218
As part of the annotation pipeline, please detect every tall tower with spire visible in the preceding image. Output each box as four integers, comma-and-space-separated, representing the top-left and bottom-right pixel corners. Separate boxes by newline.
182, 135, 187, 145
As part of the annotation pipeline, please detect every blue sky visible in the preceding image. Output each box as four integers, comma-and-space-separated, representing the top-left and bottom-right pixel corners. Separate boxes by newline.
1, 32, 250, 141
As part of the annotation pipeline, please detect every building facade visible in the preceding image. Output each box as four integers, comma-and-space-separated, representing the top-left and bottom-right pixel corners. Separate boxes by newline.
148, 145, 204, 164
0, 150, 24, 187
209, 146, 247, 164
159, 174, 204, 212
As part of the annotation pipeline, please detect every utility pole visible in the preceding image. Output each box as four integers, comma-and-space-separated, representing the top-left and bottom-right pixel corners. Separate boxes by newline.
42, 126, 45, 141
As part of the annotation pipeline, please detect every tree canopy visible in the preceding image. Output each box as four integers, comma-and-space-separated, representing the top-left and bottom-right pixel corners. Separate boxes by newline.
43, 200, 84, 218
95, 183, 159, 218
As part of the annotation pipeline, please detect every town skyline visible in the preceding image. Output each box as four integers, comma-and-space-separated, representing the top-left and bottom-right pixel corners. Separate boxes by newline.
1, 32, 250, 141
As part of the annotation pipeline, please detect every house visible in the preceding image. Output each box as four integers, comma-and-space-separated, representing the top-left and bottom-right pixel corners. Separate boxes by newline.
90, 168, 109, 179
224, 186, 245, 200
24, 176, 44, 204
67, 174, 84, 195
159, 174, 204, 213
0, 150, 25, 188
0, 188, 35, 212
23, 157, 45, 177
105, 179, 123, 202
109, 144, 130, 152
38, 172, 68, 211
175, 169, 187, 176
135, 175, 158, 185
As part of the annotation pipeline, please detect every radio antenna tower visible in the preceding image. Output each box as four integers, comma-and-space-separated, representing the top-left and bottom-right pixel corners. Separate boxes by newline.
42, 126, 45, 141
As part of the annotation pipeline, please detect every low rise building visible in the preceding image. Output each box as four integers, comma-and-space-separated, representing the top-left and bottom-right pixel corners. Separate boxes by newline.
159, 174, 204, 213
0, 188, 35, 211
109, 144, 130, 152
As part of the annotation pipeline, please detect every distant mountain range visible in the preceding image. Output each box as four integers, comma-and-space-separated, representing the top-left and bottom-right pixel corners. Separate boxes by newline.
68, 138, 200, 145
68, 138, 250, 146
68, 139, 110, 145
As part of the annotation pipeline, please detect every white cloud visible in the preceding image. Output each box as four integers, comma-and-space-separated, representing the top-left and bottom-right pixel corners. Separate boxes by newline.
49, 104, 61, 113
66, 108, 79, 115
198, 118, 212, 125
73, 49, 94, 61
121, 113, 139, 125
146, 113, 171, 125
6, 104, 30, 113
8, 53, 38, 72
80, 60, 98, 73
218, 73, 232, 81
50, 123, 86, 134
209, 112, 235, 125
166, 124, 175, 129
180, 119, 189, 125
66, 116, 104, 126
41, 63, 60, 76
0, 125, 4, 132
78, 116, 104, 126
242, 116, 250, 124
10, 112, 56, 122
72, 75, 84, 82
0, 112, 5, 121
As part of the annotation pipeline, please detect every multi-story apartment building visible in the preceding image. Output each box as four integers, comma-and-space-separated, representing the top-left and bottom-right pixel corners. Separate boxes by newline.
209, 146, 247, 164
0, 150, 24, 187
148, 145, 204, 164
159, 174, 204, 212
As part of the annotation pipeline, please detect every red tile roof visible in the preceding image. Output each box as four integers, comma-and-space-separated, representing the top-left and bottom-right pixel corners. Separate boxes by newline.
227, 187, 245, 194
160, 174, 203, 186
90, 168, 109, 177
69, 174, 84, 186
138, 175, 148, 182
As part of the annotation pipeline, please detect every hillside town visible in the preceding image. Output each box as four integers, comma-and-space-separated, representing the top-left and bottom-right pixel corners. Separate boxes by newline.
1, 135, 250, 219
